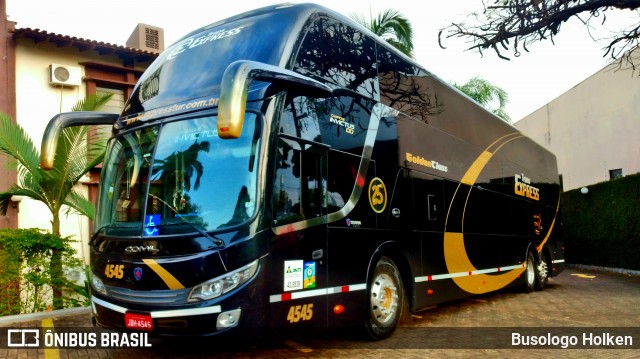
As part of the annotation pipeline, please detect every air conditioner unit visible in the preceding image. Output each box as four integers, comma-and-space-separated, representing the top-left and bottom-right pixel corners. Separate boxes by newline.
49, 64, 82, 87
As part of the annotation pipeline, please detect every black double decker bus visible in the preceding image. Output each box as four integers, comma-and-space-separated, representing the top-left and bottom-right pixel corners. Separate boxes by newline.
40, 3, 565, 340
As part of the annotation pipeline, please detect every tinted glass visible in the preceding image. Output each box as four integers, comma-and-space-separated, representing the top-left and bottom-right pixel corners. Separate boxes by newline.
294, 17, 379, 99
97, 114, 262, 235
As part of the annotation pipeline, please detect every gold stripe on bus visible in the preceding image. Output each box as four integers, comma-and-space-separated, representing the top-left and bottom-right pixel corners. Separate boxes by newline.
445, 132, 528, 294
142, 258, 185, 289
536, 198, 561, 253
460, 150, 493, 186
461, 134, 524, 186
444, 232, 525, 294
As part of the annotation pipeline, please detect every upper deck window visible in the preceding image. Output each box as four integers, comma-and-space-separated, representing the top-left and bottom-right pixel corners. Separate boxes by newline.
293, 17, 379, 100
125, 12, 299, 116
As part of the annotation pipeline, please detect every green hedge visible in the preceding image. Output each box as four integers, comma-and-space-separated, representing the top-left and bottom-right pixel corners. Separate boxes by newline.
561, 173, 640, 270
0, 229, 87, 315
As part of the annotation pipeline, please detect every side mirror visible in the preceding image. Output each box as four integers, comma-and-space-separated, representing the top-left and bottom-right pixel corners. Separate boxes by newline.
218, 60, 332, 139
40, 112, 119, 170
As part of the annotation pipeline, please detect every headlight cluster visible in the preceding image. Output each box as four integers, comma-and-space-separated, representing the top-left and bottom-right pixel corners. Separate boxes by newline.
91, 272, 107, 296
188, 259, 259, 302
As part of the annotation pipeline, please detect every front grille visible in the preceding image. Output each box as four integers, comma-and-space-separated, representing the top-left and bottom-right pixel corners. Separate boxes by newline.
106, 285, 190, 305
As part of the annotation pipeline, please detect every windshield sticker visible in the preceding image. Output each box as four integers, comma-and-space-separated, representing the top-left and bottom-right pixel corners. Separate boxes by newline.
167, 26, 245, 61
284, 260, 303, 292
144, 214, 161, 237
303, 262, 316, 289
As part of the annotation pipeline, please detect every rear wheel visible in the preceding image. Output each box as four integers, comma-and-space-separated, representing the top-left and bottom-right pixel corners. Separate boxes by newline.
364, 256, 403, 340
535, 252, 550, 290
522, 251, 536, 293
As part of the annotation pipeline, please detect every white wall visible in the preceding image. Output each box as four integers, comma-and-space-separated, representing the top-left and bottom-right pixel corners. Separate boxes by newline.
515, 60, 640, 191
14, 39, 119, 263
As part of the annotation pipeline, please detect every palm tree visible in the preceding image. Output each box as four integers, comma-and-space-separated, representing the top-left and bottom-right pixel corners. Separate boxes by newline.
453, 77, 511, 123
351, 8, 414, 58
0, 92, 113, 309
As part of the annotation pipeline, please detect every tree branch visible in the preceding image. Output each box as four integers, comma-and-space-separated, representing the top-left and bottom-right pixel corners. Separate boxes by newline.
439, 0, 640, 67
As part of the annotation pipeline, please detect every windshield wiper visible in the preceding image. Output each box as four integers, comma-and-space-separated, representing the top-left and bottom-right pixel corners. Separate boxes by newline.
161, 221, 226, 248
148, 193, 227, 271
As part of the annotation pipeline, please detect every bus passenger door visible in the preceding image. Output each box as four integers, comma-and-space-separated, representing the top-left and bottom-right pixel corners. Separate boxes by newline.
270, 136, 328, 333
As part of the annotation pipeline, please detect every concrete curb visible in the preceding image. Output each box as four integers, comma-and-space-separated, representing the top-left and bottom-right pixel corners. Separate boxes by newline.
568, 264, 640, 276
0, 306, 91, 326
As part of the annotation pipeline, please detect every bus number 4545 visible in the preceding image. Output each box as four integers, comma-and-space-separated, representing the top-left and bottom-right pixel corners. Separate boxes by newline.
287, 303, 313, 323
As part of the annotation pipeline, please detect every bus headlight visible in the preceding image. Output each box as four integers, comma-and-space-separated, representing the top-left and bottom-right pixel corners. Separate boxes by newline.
91, 273, 107, 296
188, 259, 259, 302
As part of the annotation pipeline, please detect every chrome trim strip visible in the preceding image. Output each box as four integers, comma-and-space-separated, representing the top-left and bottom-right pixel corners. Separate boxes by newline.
92, 296, 222, 318
326, 103, 391, 223
150, 306, 222, 318
92, 296, 128, 314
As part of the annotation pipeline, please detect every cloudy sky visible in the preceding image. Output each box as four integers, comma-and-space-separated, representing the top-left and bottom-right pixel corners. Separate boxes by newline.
7, 0, 635, 121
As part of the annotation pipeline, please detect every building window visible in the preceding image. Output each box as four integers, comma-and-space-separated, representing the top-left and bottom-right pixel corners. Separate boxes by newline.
609, 169, 623, 180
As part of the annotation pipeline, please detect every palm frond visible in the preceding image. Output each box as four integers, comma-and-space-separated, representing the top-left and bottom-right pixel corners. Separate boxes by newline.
47, 126, 96, 209
0, 184, 48, 215
352, 8, 414, 58
492, 108, 512, 123
40, 93, 113, 212
349, 12, 369, 29
0, 113, 42, 179
453, 76, 511, 123
63, 189, 95, 220
71, 92, 114, 112
16, 170, 49, 203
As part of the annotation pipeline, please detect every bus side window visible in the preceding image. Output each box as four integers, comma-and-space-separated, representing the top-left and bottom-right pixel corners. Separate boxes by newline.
326, 151, 360, 213
273, 139, 323, 226
293, 16, 378, 99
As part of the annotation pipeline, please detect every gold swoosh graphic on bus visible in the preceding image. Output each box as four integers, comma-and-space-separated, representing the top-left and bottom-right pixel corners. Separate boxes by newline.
142, 259, 185, 289
536, 198, 560, 253
444, 133, 526, 294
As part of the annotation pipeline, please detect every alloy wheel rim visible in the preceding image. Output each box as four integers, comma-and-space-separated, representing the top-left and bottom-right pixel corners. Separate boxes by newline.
370, 273, 399, 324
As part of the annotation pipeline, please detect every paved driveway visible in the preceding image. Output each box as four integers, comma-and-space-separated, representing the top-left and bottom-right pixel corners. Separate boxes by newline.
1, 267, 639, 358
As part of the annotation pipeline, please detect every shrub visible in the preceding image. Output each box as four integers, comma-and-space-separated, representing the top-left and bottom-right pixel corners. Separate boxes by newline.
561, 173, 640, 270
0, 228, 87, 315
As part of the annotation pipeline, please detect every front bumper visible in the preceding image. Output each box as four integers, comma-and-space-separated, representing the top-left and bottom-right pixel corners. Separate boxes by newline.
91, 295, 244, 336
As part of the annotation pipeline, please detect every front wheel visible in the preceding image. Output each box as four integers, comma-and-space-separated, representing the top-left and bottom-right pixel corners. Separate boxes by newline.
364, 256, 403, 340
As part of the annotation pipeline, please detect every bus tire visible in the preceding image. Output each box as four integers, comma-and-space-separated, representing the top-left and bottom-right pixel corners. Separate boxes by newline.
535, 252, 550, 291
522, 251, 536, 293
364, 256, 403, 340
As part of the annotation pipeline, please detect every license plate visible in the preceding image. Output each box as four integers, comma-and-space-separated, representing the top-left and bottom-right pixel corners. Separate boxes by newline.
125, 313, 153, 331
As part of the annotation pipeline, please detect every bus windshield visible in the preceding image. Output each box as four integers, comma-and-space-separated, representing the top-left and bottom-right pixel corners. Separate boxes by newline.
96, 113, 261, 236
